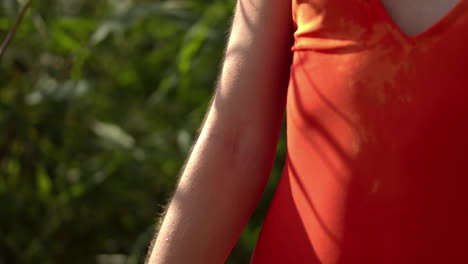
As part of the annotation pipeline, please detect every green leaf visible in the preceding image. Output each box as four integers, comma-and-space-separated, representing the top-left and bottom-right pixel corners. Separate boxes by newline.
50, 17, 96, 52
90, 1, 193, 45
0, 17, 13, 30
51, 25, 82, 52
92, 121, 135, 149
177, 129, 192, 154
36, 166, 52, 198
178, 22, 209, 74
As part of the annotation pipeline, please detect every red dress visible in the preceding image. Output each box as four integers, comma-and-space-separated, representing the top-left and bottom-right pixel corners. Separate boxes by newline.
250, 0, 468, 263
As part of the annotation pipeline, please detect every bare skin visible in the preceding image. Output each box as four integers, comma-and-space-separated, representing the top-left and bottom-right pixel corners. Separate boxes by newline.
381, 0, 461, 36
145, 0, 294, 263
146, 0, 462, 263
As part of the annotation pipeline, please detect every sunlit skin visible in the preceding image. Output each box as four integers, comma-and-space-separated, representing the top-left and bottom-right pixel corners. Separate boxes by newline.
146, 0, 463, 263
146, 0, 293, 263
380, 0, 461, 36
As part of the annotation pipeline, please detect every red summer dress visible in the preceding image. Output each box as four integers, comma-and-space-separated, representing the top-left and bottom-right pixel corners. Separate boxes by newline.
250, 0, 468, 263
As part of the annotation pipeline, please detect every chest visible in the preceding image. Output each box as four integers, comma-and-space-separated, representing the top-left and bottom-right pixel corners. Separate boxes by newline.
380, 0, 462, 36
290, 0, 468, 150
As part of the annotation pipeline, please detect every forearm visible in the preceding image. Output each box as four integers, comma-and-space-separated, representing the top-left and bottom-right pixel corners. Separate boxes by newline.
148, 110, 283, 263
146, 0, 294, 262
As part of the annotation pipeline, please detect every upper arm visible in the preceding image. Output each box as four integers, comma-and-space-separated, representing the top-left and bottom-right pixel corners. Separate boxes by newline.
205, 0, 295, 138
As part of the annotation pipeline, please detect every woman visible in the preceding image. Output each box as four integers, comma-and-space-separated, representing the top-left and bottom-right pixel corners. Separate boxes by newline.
147, 0, 468, 263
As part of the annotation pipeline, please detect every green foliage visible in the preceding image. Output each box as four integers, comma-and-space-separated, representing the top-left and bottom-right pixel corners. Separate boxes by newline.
0, 0, 286, 263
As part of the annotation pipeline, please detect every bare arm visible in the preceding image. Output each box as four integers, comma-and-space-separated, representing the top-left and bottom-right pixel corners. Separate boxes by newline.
146, 0, 294, 262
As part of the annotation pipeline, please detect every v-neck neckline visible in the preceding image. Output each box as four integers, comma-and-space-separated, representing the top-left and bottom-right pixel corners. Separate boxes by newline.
371, 0, 468, 45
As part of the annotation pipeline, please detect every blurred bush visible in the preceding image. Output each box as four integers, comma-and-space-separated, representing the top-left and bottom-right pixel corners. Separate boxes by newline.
0, 0, 286, 263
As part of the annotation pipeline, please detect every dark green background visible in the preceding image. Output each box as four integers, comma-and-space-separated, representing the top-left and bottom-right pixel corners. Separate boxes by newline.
0, 0, 287, 263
